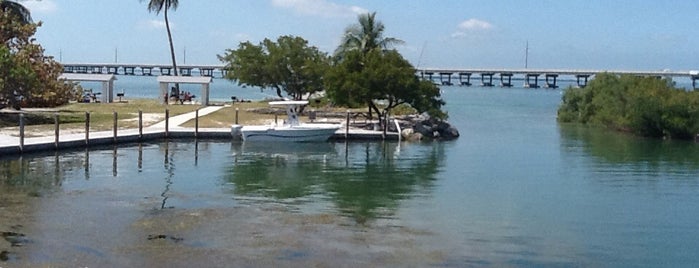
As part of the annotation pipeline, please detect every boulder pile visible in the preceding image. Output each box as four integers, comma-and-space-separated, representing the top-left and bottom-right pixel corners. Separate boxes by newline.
394, 113, 460, 141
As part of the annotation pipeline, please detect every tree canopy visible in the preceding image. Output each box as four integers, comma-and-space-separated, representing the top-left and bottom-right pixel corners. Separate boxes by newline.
326, 12, 445, 122
1, 7, 76, 109
0, 0, 32, 24
325, 49, 446, 121
218, 35, 330, 100
558, 73, 699, 139
334, 12, 404, 59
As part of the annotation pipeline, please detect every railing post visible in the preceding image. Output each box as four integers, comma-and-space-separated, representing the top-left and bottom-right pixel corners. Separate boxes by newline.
195, 108, 199, 138
345, 110, 350, 139
54, 112, 60, 149
85, 112, 90, 146
235, 108, 239, 125
113, 111, 118, 143
165, 108, 169, 138
138, 110, 143, 139
19, 113, 24, 152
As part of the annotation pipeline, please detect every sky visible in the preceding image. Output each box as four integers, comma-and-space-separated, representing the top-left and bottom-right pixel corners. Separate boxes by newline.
18, 0, 699, 71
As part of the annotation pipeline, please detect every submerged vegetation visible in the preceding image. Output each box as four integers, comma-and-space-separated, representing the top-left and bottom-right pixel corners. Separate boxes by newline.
558, 73, 699, 140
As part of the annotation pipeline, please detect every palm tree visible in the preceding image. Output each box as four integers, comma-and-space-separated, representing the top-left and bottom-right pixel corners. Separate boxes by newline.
141, 0, 179, 80
334, 12, 404, 59
334, 12, 404, 120
0, 0, 32, 24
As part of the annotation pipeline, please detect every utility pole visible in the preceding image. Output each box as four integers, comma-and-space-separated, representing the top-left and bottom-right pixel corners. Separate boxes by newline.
525, 41, 529, 69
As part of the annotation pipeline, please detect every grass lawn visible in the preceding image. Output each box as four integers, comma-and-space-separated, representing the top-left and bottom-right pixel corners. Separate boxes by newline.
1, 99, 397, 137
1, 99, 200, 137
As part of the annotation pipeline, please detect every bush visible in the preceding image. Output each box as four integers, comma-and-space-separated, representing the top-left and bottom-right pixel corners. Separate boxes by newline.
558, 73, 699, 139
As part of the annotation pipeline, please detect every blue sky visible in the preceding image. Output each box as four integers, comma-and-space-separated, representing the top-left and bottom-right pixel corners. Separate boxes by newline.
20, 0, 699, 71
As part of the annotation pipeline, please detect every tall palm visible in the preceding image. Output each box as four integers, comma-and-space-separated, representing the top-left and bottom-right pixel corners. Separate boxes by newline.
334, 12, 404, 120
141, 0, 179, 78
334, 12, 404, 59
0, 0, 32, 24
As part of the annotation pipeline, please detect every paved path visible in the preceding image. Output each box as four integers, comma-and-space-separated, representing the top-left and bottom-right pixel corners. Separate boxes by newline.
149, 106, 225, 129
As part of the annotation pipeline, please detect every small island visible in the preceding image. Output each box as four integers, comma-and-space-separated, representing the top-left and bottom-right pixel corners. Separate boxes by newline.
558, 73, 699, 140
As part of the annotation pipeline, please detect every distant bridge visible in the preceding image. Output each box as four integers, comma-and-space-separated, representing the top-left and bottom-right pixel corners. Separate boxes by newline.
61, 63, 228, 78
60, 63, 699, 89
418, 68, 699, 89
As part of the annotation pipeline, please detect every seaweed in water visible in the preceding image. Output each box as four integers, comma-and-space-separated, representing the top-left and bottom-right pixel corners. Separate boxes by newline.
1, 231, 29, 247
147, 234, 184, 243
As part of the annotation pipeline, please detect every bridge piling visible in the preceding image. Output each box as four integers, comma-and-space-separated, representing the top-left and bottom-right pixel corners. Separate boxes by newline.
500, 73, 513, 87
524, 73, 540, 88
576, 74, 590, 88
545, 74, 558, 88
458, 72, 472, 86
439, 72, 453, 86
481, 73, 494, 87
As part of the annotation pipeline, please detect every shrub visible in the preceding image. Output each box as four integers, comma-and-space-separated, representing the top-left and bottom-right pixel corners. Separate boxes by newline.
558, 73, 699, 139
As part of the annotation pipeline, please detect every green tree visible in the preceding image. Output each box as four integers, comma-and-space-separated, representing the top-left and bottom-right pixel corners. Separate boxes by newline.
334, 12, 404, 59
558, 73, 699, 139
141, 0, 179, 78
333, 12, 407, 120
218, 35, 330, 100
1, 7, 76, 109
0, 0, 32, 24
325, 49, 446, 124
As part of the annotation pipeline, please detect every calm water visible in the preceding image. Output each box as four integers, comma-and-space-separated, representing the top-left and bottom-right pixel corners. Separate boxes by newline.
2, 82, 699, 267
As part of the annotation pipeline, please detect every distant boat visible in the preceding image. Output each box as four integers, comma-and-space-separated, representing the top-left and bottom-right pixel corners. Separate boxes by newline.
232, 100, 341, 142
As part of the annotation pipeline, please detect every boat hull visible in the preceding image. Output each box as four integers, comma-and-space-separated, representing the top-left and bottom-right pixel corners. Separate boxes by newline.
239, 124, 340, 142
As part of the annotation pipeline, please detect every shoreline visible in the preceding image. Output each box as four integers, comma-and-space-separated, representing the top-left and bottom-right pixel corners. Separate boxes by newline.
0, 106, 399, 156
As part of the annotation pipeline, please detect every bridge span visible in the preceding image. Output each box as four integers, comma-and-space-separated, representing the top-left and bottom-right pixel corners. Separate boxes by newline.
418, 68, 699, 89
60, 63, 699, 89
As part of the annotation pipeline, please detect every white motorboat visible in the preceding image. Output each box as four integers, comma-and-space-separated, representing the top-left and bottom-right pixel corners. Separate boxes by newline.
232, 100, 341, 142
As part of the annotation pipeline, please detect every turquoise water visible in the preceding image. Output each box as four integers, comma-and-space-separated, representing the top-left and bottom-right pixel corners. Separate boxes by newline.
2, 84, 699, 266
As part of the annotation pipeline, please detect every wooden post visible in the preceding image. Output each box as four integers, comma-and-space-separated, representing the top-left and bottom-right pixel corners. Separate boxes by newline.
113, 111, 118, 143
382, 113, 388, 140
235, 108, 239, 124
19, 113, 24, 152
195, 108, 199, 138
165, 108, 169, 138
54, 113, 60, 149
274, 113, 278, 125
138, 110, 143, 139
345, 110, 350, 139
85, 112, 90, 146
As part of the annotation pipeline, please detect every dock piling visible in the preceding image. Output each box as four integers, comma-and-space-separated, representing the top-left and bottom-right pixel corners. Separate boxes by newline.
165, 109, 169, 138
113, 111, 118, 143
85, 112, 90, 146
138, 110, 143, 139
195, 108, 199, 138
54, 113, 60, 149
19, 113, 24, 152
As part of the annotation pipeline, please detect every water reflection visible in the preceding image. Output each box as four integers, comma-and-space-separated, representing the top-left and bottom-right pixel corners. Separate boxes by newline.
1, 140, 446, 222
560, 124, 699, 168
226, 142, 445, 223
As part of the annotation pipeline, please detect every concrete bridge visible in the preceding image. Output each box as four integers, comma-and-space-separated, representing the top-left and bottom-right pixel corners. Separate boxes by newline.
60, 63, 699, 89
417, 68, 699, 89
62, 63, 228, 78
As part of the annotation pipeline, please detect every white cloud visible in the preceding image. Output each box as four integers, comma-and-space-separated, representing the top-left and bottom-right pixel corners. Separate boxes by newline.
271, 0, 368, 18
457, 19, 493, 30
148, 19, 168, 29
21, 0, 58, 14
452, 18, 494, 38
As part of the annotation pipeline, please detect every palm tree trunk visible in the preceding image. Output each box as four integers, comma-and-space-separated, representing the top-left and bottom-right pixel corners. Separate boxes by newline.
164, 8, 178, 76
164, 7, 179, 98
